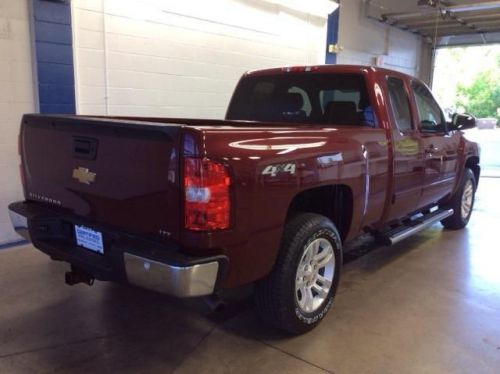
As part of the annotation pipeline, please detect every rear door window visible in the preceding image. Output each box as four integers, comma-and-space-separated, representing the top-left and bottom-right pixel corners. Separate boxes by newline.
386, 77, 413, 132
411, 82, 446, 133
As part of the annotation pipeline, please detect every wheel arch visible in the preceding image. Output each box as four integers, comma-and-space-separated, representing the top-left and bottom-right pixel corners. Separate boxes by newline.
465, 156, 480, 186
285, 184, 353, 242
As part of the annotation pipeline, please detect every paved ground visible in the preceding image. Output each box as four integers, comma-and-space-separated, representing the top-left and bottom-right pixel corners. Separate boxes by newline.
1, 177, 500, 373
464, 128, 500, 177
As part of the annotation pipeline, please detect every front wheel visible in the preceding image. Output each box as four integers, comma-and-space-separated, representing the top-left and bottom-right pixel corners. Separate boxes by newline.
254, 213, 342, 334
441, 168, 476, 230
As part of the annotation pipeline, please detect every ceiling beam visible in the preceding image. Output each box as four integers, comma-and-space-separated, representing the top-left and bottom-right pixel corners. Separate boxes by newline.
434, 26, 500, 37
383, 1, 500, 22
445, 1, 500, 13
398, 13, 500, 28
437, 31, 500, 46
415, 20, 500, 31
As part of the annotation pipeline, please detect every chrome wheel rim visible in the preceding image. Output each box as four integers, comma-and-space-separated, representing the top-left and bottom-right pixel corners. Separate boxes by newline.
295, 238, 335, 313
461, 179, 474, 219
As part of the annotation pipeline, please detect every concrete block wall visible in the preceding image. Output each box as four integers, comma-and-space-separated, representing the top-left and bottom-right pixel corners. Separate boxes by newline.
0, 0, 35, 245
72, 0, 329, 119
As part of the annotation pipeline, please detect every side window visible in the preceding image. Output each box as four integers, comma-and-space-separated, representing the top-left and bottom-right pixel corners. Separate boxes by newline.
387, 77, 413, 132
412, 82, 445, 132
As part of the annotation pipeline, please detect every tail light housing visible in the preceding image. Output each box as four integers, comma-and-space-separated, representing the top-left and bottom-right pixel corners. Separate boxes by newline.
184, 158, 231, 231
18, 132, 26, 190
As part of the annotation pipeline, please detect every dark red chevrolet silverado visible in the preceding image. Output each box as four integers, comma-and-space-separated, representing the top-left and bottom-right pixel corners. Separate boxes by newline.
9, 65, 480, 333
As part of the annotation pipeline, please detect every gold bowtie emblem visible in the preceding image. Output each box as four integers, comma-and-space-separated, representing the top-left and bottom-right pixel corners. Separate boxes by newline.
72, 167, 96, 185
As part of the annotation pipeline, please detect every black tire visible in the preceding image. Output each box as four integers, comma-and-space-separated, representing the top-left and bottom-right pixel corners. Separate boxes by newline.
441, 168, 476, 230
254, 213, 342, 334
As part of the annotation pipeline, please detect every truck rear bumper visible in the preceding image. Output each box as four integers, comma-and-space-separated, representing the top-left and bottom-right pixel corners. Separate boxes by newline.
8, 201, 227, 298
124, 253, 220, 297
9, 209, 31, 241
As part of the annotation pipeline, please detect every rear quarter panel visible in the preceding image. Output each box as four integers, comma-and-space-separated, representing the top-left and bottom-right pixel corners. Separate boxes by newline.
184, 125, 389, 287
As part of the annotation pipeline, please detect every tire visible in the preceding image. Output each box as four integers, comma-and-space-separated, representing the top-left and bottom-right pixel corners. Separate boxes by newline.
441, 168, 476, 230
254, 213, 342, 334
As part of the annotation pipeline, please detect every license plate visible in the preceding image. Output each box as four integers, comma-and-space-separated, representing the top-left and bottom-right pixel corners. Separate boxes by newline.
75, 225, 104, 254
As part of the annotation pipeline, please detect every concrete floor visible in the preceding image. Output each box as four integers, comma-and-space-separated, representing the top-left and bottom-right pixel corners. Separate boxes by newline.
1, 178, 500, 374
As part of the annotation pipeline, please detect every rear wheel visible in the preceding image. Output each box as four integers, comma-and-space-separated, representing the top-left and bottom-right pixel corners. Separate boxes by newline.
441, 168, 476, 230
254, 213, 342, 334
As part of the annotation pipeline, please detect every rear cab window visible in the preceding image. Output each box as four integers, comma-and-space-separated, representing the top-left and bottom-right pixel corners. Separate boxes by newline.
227, 73, 378, 127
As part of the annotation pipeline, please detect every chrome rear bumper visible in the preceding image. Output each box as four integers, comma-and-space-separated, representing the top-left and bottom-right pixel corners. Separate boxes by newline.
124, 253, 219, 297
8, 209, 31, 241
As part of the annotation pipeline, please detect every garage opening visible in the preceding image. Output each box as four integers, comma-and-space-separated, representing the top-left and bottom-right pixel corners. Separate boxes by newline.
433, 44, 500, 177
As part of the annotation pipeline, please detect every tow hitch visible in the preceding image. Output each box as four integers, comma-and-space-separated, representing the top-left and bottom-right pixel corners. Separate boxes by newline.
65, 266, 95, 286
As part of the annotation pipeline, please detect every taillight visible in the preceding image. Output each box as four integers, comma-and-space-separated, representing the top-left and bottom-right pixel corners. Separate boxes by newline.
184, 158, 231, 231
18, 133, 26, 190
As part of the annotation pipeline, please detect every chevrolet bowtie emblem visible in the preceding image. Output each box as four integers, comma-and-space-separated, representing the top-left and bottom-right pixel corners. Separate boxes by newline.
72, 167, 96, 185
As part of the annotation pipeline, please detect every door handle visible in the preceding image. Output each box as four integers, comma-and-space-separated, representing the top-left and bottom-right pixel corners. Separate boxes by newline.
73, 137, 98, 160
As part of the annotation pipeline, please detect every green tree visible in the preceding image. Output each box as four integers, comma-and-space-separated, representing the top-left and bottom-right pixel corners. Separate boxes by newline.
456, 69, 500, 120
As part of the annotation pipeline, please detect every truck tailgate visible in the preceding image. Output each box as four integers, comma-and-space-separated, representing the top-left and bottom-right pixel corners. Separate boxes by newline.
21, 115, 182, 240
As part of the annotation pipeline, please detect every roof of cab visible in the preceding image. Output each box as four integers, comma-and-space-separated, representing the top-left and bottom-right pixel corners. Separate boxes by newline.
244, 64, 415, 80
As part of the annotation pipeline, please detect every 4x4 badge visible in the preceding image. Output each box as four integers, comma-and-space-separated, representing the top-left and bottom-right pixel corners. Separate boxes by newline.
72, 167, 96, 185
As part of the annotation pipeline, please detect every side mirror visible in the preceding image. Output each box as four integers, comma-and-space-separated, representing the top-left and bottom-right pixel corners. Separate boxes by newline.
452, 113, 476, 130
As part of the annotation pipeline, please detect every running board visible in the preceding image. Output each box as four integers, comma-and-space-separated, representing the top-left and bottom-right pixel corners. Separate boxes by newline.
377, 209, 454, 245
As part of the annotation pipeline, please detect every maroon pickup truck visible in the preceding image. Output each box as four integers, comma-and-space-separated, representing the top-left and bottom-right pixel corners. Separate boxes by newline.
9, 65, 480, 334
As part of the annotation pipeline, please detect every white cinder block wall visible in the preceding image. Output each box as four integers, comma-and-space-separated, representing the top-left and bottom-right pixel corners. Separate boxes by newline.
0, 0, 35, 245
337, 0, 432, 82
72, 0, 329, 118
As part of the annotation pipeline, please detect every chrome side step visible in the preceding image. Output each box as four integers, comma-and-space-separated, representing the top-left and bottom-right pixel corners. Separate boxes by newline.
378, 209, 454, 245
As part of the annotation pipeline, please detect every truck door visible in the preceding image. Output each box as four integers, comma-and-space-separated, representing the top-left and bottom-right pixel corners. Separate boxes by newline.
410, 81, 460, 208
385, 76, 424, 221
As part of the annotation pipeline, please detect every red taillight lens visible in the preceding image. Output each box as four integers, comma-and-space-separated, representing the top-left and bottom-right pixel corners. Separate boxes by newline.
184, 158, 231, 231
